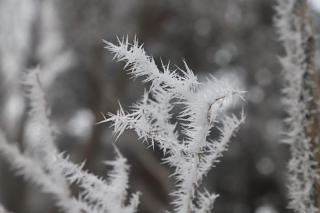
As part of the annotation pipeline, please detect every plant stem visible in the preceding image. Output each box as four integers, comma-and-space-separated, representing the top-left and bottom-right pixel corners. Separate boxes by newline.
294, 0, 320, 208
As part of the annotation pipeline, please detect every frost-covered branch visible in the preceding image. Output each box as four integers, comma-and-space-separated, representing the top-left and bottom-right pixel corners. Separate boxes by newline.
0, 68, 139, 213
23, 68, 57, 157
103, 37, 198, 97
275, 0, 320, 212
102, 38, 245, 213
57, 150, 140, 213
0, 133, 85, 213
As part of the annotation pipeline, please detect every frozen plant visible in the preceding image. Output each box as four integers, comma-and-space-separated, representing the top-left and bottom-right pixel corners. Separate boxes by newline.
101, 37, 245, 213
275, 0, 320, 212
0, 69, 139, 213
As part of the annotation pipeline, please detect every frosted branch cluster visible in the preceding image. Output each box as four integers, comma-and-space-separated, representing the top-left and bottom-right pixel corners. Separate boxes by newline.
275, 0, 319, 212
0, 69, 139, 213
101, 37, 245, 213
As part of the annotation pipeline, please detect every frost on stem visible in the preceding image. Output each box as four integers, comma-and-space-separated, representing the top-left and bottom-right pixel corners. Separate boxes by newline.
102, 37, 245, 213
0, 68, 139, 213
0, 132, 83, 213
275, 0, 320, 212
23, 68, 57, 158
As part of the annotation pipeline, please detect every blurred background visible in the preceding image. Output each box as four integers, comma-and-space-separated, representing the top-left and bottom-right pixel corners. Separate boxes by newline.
1, 0, 320, 212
